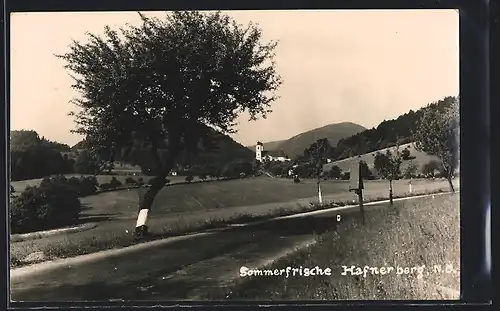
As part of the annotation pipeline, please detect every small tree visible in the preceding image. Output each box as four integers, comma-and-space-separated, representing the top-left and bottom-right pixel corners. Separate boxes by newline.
360, 161, 374, 180
306, 138, 333, 205
414, 96, 459, 191
404, 161, 418, 179
73, 150, 101, 174
328, 165, 342, 179
341, 171, 350, 180
401, 147, 416, 161
421, 160, 440, 178
57, 11, 282, 239
374, 146, 403, 205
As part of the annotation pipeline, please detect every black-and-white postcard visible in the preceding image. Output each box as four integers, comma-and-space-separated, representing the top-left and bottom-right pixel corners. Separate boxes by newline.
9, 9, 461, 302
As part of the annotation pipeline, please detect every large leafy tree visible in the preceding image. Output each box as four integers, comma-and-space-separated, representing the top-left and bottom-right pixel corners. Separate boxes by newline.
57, 11, 282, 238
414, 96, 459, 192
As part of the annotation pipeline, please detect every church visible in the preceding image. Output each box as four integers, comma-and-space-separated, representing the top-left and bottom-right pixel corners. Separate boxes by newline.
255, 142, 291, 162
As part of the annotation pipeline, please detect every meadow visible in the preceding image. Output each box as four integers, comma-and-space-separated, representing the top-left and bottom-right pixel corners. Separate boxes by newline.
79, 176, 454, 218
221, 193, 460, 300
10, 173, 202, 194
10, 176, 458, 268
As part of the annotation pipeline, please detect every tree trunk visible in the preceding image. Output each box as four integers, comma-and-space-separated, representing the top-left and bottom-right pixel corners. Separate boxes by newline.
134, 174, 168, 238
389, 179, 393, 205
447, 176, 455, 192
134, 138, 180, 239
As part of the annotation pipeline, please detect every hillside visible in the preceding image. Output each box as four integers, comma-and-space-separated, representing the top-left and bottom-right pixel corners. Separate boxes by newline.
11, 130, 71, 152
74, 127, 255, 172
247, 140, 286, 152
181, 130, 255, 167
329, 96, 457, 161
277, 122, 366, 159
322, 142, 439, 175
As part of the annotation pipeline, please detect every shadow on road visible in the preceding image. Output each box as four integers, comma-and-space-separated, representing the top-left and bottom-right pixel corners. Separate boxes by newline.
77, 213, 123, 224
233, 211, 363, 236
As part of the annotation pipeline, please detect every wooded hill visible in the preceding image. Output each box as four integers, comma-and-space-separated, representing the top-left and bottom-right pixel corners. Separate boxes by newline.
328, 96, 456, 161
247, 122, 366, 159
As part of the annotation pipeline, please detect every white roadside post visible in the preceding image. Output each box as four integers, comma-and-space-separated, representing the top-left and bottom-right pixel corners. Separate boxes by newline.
318, 183, 323, 205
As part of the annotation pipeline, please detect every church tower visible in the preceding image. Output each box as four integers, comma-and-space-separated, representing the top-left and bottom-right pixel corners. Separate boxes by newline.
256, 142, 263, 161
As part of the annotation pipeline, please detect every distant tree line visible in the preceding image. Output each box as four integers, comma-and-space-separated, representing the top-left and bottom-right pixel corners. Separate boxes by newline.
10, 130, 104, 181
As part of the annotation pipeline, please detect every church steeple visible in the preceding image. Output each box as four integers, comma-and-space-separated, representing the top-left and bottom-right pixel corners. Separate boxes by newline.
256, 142, 264, 161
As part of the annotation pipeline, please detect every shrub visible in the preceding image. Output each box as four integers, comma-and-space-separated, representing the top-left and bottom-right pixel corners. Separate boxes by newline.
341, 172, 350, 180
67, 176, 81, 192
185, 175, 194, 183
100, 182, 112, 191
10, 185, 15, 193
39, 177, 53, 188
137, 177, 144, 186
10, 187, 39, 233
10, 181, 81, 234
79, 176, 98, 196
294, 176, 301, 183
109, 176, 122, 189
125, 177, 138, 185
73, 150, 100, 174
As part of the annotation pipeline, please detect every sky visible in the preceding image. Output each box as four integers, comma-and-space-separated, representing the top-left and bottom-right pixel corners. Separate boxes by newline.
10, 10, 459, 147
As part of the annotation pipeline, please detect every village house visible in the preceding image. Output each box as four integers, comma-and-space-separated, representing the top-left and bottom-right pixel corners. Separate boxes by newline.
255, 142, 291, 162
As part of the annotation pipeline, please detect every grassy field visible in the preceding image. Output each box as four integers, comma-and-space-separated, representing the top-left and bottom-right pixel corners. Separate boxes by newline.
10, 174, 203, 194
9, 176, 458, 268
323, 142, 439, 174
219, 193, 460, 300
78, 177, 456, 218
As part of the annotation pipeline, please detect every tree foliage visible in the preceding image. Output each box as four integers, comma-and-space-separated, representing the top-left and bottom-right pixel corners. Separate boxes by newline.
401, 147, 415, 161
404, 161, 418, 179
328, 96, 456, 161
221, 160, 254, 178
414, 96, 459, 181
359, 161, 374, 180
327, 165, 342, 179
373, 147, 403, 182
73, 150, 101, 174
10, 181, 81, 234
305, 138, 333, 182
421, 160, 441, 177
57, 11, 282, 183
10, 130, 75, 181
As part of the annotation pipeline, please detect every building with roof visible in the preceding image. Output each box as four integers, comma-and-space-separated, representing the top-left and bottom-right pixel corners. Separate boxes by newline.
255, 142, 291, 162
